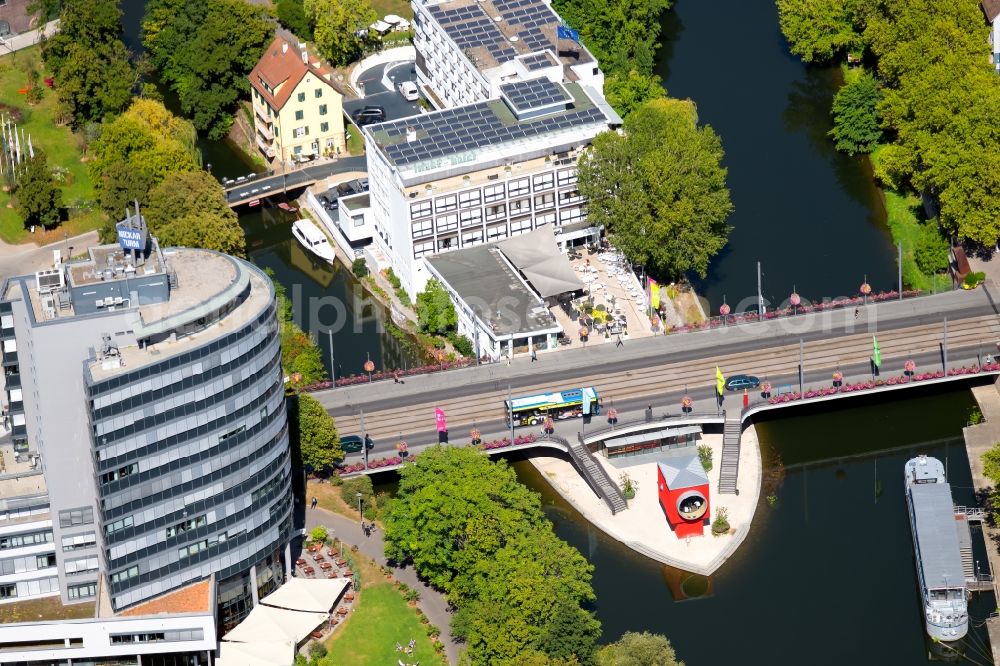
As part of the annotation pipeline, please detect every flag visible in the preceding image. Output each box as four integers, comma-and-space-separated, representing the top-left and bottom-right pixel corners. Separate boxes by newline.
435, 407, 447, 433
13, 126, 20, 166
582, 390, 592, 415
27, 134, 33, 160
716, 366, 725, 396
872, 336, 881, 367
557, 24, 580, 42
649, 278, 660, 310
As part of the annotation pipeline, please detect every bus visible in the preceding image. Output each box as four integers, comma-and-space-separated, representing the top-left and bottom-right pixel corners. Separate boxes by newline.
504, 387, 601, 427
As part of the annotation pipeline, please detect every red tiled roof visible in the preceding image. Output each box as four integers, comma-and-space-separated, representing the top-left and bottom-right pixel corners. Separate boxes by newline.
118, 579, 212, 617
983, 0, 1000, 22
248, 37, 343, 111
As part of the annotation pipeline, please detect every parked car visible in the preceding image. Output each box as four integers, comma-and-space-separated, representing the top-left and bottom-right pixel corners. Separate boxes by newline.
397, 80, 419, 102
341, 435, 375, 453
724, 374, 760, 391
351, 106, 385, 126
358, 178, 369, 191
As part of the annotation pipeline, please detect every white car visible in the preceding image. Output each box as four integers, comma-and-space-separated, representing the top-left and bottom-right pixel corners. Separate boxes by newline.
398, 80, 419, 102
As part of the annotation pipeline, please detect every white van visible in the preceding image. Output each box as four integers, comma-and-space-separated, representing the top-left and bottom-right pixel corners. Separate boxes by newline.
398, 81, 419, 102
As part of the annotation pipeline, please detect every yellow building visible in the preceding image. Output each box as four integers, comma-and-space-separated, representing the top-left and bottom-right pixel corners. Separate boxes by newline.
248, 37, 347, 164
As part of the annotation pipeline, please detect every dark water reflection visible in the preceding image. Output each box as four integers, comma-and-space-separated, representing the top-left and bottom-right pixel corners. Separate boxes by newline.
655, 0, 896, 313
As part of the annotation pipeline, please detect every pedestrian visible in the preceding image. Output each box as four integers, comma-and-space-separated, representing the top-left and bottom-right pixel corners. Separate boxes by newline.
616, 335, 623, 348
530, 348, 537, 362
506, 353, 511, 367
393, 370, 401, 384
310, 497, 318, 510
645, 405, 653, 422
854, 308, 859, 320
743, 388, 749, 409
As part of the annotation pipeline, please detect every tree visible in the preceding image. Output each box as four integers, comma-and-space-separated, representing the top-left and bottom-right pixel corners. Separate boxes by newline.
156, 211, 247, 257
16, 151, 63, 229
829, 71, 881, 155
144, 0, 273, 139
277, 0, 314, 40
297, 394, 342, 472
281, 323, 328, 385
776, 0, 861, 63
595, 632, 684, 666
383, 446, 547, 593
578, 98, 732, 279
305, 0, 377, 67
98, 160, 153, 221
416, 279, 457, 334
914, 223, 950, 275
144, 170, 238, 239
604, 70, 666, 118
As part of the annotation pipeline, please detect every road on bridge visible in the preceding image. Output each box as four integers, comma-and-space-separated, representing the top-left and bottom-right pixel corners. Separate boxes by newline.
318, 288, 1000, 457
225, 156, 366, 205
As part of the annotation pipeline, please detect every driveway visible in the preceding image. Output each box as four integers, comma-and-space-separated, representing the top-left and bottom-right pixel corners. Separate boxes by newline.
344, 61, 422, 126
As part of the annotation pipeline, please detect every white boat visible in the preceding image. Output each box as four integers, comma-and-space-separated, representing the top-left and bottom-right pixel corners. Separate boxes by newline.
291, 219, 335, 264
904, 455, 969, 642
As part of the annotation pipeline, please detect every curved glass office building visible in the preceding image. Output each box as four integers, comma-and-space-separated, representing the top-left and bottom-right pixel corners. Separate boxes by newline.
1, 236, 291, 632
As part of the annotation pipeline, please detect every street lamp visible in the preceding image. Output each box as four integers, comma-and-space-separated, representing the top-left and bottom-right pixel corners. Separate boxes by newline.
356, 491, 363, 526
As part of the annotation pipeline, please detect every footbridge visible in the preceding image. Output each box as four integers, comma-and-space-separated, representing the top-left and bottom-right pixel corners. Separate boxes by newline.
225, 157, 365, 207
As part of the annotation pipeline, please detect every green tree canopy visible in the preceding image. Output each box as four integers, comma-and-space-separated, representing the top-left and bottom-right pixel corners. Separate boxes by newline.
277, 0, 314, 40
296, 393, 342, 472
776, 0, 862, 63
156, 211, 247, 257
144, 0, 273, 139
595, 632, 684, 666
604, 70, 666, 118
578, 98, 733, 279
15, 151, 63, 229
416, 279, 457, 334
383, 446, 547, 593
913, 223, 950, 275
305, 0, 377, 67
98, 160, 154, 221
144, 170, 235, 234
829, 71, 881, 155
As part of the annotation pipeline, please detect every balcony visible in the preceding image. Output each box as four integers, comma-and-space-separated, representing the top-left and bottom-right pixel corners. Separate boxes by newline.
256, 122, 274, 141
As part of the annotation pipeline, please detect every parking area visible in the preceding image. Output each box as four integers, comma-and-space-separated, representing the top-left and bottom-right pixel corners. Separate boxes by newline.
343, 61, 422, 126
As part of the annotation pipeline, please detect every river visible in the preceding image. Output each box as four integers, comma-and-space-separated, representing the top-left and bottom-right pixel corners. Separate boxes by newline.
656, 0, 897, 313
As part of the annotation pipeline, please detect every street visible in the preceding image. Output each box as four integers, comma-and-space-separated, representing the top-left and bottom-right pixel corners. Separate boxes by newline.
344, 61, 422, 125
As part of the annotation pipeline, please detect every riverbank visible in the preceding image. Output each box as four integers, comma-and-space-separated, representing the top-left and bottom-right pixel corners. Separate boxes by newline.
526, 426, 761, 576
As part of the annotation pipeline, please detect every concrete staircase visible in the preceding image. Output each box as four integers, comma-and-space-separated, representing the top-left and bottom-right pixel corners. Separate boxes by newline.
719, 414, 742, 495
563, 435, 628, 514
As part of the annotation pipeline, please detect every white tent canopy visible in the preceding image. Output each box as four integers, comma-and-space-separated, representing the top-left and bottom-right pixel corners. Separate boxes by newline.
498, 225, 584, 298
216, 640, 295, 666
223, 604, 328, 644
260, 576, 350, 613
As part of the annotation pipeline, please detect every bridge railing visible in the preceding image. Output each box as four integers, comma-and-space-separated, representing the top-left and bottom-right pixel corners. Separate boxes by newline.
582, 410, 724, 442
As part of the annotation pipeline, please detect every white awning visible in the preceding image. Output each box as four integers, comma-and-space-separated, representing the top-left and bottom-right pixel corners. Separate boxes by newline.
216, 641, 295, 666
498, 225, 584, 297
223, 604, 328, 644
383, 13, 403, 23
371, 20, 392, 33
604, 425, 702, 449
260, 576, 350, 613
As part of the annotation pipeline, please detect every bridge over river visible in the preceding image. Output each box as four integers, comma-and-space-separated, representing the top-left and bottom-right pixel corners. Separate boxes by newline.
224, 157, 366, 207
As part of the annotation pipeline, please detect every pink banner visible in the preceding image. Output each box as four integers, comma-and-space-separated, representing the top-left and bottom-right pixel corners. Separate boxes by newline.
435, 407, 447, 433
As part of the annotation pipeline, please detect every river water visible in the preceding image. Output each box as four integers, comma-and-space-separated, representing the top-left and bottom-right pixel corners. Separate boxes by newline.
656, 0, 897, 313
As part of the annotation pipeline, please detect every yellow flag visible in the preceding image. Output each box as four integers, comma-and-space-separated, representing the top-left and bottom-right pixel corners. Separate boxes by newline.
716, 366, 725, 396
650, 280, 660, 309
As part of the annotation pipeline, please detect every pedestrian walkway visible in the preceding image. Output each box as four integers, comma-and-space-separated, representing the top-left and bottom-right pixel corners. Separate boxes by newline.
304, 505, 459, 665
0, 21, 59, 56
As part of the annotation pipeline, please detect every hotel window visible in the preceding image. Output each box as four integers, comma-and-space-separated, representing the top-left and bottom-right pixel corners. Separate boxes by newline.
460, 209, 482, 228
319, 104, 328, 116
437, 236, 457, 251
557, 168, 577, 186
166, 515, 207, 539
295, 110, 304, 120
435, 194, 457, 213
411, 219, 433, 238
297, 92, 306, 102
534, 192, 555, 210
536, 212, 556, 226
414, 241, 434, 258
410, 201, 432, 219
510, 218, 533, 235
485, 204, 506, 222
68, 583, 97, 600
484, 184, 505, 203
62, 532, 97, 551
560, 207, 584, 224
65, 556, 99, 574
459, 190, 481, 208
509, 198, 530, 216
509, 178, 529, 197
462, 229, 484, 246
487, 224, 508, 241
59, 507, 94, 528
320, 122, 329, 132
315, 88, 323, 98
532, 172, 554, 191
559, 190, 583, 205
436, 214, 458, 233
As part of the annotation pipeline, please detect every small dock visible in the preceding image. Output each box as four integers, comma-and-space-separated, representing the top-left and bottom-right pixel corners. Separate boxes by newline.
963, 381, 1000, 659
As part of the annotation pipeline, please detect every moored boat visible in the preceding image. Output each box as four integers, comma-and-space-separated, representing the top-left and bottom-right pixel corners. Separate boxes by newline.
292, 218, 335, 264
904, 455, 968, 642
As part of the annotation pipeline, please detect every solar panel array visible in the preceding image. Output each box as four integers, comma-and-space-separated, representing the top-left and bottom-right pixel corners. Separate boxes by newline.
489, 0, 558, 53
519, 51, 557, 71
374, 100, 607, 167
428, 3, 517, 63
500, 78, 571, 113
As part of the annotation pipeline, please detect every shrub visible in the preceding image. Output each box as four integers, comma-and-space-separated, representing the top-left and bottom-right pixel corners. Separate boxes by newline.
340, 476, 376, 516
351, 258, 369, 278
384, 267, 402, 289
619, 472, 637, 499
712, 507, 730, 536
697, 445, 713, 472
309, 642, 327, 659
310, 526, 328, 544
964, 271, 986, 289
914, 223, 949, 275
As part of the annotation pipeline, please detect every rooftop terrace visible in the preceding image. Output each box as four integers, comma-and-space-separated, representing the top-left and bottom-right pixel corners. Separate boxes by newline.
0, 595, 95, 625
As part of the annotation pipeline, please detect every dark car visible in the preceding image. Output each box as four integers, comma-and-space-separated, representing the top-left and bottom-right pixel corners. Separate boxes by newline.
341, 435, 375, 453
724, 374, 760, 391
351, 106, 385, 126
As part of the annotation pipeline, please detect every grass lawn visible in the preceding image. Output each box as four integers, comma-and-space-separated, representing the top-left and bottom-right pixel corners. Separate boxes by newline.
0, 596, 94, 624
880, 187, 951, 294
325, 582, 443, 666
370, 0, 413, 19
0, 46, 100, 245
345, 127, 365, 156
308, 479, 366, 523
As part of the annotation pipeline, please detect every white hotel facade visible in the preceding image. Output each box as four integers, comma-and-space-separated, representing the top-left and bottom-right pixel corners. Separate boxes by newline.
362, 0, 620, 299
